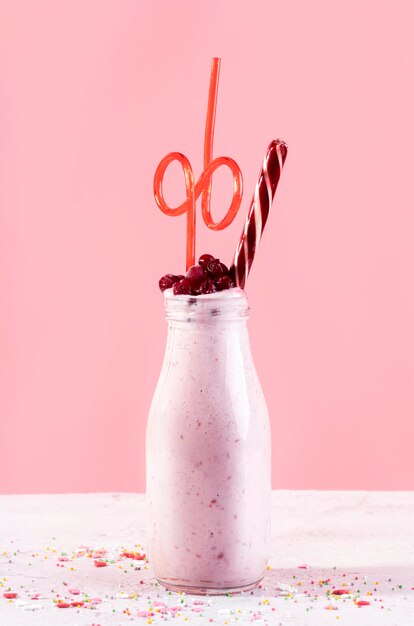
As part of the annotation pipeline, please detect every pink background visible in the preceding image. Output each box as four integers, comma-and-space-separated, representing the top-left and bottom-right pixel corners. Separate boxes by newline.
1, 1, 414, 494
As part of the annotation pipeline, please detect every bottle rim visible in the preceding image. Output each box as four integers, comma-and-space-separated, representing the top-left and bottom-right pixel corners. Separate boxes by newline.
163, 287, 249, 321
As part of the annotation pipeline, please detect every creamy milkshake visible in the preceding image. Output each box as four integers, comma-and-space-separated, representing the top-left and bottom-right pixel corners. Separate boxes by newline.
146, 287, 271, 594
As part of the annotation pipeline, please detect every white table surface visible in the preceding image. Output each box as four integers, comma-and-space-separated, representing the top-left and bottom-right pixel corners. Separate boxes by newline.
0, 491, 413, 625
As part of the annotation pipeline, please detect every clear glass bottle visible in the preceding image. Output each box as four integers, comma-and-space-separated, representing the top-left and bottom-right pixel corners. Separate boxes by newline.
146, 288, 271, 595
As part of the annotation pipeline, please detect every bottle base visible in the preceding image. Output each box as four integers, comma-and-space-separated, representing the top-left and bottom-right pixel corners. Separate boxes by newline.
155, 576, 263, 596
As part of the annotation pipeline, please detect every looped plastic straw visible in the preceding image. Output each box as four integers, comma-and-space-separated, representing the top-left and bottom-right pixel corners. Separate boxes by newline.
199, 157, 242, 230
153, 58, 243, 269
154, 152, 196, 270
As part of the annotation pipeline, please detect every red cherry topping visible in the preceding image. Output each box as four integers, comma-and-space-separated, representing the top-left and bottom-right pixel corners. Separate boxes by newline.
173, 278, 192, 295
186, 265, 206, 284
160, 254, 235, 296
198, 254, 215, 268
215, 275, 234, 291
206, 259, 224, 277
200, 279, 217, 294
159, 274, 184, 292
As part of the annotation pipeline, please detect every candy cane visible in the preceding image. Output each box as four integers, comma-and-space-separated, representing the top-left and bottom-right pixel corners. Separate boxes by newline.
230, 139, 287, 288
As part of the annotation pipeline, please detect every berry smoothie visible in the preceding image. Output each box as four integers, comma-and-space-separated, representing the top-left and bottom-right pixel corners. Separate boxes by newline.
146, 287, 271, 594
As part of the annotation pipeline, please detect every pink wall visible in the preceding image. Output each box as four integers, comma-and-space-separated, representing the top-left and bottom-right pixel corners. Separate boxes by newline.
1, 0, 414, 494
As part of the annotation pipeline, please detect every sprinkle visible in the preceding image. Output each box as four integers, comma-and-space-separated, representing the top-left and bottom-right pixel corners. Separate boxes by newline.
356, 600, 371, 607
276, 583, 297, 594
3, 592, 18, 599
122, 551, 146, 560
332, 589, 349, 595
56, 602, 71, 608
23, 603, 43, 611
94, 560, 107, 567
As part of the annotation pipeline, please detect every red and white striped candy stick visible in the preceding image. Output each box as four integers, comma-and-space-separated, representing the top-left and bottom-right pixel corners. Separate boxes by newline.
229, 139, 287, 288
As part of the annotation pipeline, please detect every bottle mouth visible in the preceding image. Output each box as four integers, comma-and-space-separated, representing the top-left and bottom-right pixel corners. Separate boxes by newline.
164, 287, 249, 321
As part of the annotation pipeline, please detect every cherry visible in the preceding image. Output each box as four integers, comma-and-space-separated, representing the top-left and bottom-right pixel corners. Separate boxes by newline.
218, 262, 229, 274
206, 259, 224, 277
200, 279, 217, 294
159, 274, 184, 292
198, 254, 215, 268
190, 284, 204, 296
186, 265, 206, 284
159, 275, 174, 292
173, 278, 192, 295
215, 275, 234, 291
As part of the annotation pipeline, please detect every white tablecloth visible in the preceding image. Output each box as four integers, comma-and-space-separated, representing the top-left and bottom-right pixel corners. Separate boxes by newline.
0, 491, 413, 625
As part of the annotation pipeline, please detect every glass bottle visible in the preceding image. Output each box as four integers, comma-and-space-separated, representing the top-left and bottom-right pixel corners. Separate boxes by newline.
146, 288, 271, 595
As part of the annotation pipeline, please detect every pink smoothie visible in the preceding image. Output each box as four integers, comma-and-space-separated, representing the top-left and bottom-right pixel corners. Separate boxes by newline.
146, 288, 271, 594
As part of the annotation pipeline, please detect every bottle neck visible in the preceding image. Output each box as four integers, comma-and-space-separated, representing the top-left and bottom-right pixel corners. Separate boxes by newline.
162, 288, 253, 370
